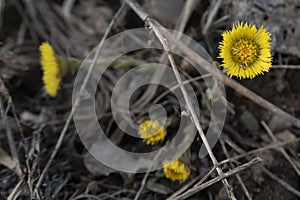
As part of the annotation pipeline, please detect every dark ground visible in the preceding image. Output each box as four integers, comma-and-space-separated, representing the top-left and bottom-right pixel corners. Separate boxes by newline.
0, 0, 299, 199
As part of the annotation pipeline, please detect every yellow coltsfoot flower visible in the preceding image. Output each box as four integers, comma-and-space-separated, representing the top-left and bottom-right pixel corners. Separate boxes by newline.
39, 42, 62, 97
138, 120, 166, 144
163, 159, 190, 181
219, 22, 272, 79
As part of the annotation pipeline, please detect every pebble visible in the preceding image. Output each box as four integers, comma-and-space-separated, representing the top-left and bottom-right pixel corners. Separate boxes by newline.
240, 110, 260, 131
269, 115, 292, 132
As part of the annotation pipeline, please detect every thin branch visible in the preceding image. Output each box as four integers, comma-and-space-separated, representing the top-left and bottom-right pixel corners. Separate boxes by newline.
152, 74, 212, 105
123, 0, 236, 198
262, 168, 300, 197
261, 121, 300, 176
192, 166, 217, 188
272, 65, 300, 69
220, 138, 253, 200
123, 0, 237, 199
222, 132, 300, 198
168, 158, 238, 199
132, 0, 199, 111
219, 137, 300, 165
173, 158, 262, 200
134, 2, 199, 199
166, 172, 209, 200
158, 25, 300, 128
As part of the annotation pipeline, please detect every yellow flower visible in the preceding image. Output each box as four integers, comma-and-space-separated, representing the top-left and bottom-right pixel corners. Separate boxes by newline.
219, 22, 272, 79
138, 120, 166, 144
39, 42, 61, 97
163, 159, 190, 181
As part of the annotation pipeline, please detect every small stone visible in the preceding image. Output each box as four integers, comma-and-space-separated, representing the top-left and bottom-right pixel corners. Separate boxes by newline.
269, 115, 292, 132
276, 130, 298, 150
240, 111, 260, 131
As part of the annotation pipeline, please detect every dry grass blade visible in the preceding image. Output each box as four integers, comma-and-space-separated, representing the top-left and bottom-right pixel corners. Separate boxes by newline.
7, 176, 27, 200
134, 149, 163, 200
175, 0, 200, 33
0, 78, 23, 177
62, 0, 75, 18
132, 0, 200, 111
33, 3, 127, 196
0, 147, 19, 175
202, 0, 223, 35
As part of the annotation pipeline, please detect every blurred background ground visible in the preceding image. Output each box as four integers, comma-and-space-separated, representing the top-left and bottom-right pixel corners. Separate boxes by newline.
0, 0, 299, 199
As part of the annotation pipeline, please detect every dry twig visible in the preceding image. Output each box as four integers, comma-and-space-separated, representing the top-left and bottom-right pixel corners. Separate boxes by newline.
222, 133, 300, 198
219, 135, 300, 164
123, 0, 237, 199
173, 158, 262, 200
134, 2, 199, 199
132, 0, 200, 111
158, 25, 300, 128
220, 139, 253, 200
166, 172, 208, 200
272, 65, 300, 69
262, 167, 300, 197
261, 121, 300, 176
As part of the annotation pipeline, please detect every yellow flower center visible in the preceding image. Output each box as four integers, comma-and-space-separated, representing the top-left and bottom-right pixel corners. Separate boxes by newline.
232, 39, 259, 68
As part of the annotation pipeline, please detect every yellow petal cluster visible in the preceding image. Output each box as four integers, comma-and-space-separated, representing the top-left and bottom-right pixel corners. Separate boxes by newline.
138, 120, 166, 144
39, 42, 61, 97
219, 22, 272, 79
163, 159, 190, 181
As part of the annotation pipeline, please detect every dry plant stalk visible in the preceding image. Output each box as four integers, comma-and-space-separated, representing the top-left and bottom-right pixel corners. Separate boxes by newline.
220, 139, 253, 200
134, 1, 200, 199
159, 25, 300, 128
123, 0, 300, 199
222, 133, 300, 198
123, 0, 237, 199
0, 78, 23, 177
173, 157, 262, 200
